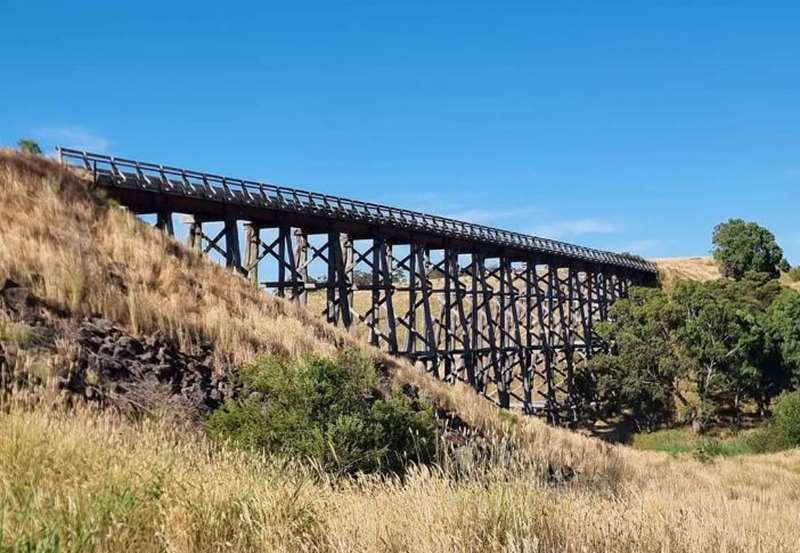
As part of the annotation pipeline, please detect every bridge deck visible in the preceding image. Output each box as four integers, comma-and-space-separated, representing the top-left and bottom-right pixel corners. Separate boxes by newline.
58, 148, 656, 276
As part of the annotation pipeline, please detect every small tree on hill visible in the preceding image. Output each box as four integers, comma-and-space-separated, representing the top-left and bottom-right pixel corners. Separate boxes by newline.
712, 219, 786, 280
17, 138, 42, 155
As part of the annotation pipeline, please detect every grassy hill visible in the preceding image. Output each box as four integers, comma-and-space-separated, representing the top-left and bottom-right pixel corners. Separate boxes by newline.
656, 255, 800, 292
654, 256, 722, 291
2, 151, 800, 552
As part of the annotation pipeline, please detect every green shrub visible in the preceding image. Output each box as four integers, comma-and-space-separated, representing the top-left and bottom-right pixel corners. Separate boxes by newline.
787, 267, 800, 283
206, 352, 438, 475
746, 427, 784, 454
0, 321, 35, 347
771, 390, 800, 446
748, 390, 800, 453
17, 138, 42, 155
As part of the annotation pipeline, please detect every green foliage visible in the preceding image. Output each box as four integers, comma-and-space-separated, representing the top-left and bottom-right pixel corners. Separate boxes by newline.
764, 289, 800, 386
689, 438, 754, 463
206, 352, 438, 475
771, 390, 800, 447
631, 427, 697, 455
589, 273, 788, 429
17, 138, 42, 155
632, 427, 762, 458
586, 219, 800, 444
747, 391, 800, 452
712, 218, 786, 280
586, 287, 685, 431
672, 277, 780, 425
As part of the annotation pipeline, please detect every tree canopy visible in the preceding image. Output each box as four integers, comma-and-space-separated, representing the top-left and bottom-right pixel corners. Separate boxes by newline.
587, 271, 796, 430
765, 289, 800, 386
587, 287, 686, 431
712, 218, 787, 279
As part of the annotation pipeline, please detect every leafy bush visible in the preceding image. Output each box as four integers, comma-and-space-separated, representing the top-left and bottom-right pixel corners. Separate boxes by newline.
712, 218, 787, 280
770, 390, 800, 447
206, 352, 438, 475
747, 390, 800, 452
17, 138, 42, 155
787, 267, 800, 283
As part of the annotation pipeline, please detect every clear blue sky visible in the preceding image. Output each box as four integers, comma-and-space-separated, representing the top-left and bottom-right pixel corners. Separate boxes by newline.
2, 1, 798, 262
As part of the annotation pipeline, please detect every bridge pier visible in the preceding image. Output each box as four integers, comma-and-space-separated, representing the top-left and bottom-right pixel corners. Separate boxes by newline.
187, 216, 242, 271
155, 210, 174, 236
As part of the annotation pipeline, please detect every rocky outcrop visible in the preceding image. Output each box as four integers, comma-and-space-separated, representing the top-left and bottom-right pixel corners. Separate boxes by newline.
61, 317, 230, 420
0, 278, 230, 420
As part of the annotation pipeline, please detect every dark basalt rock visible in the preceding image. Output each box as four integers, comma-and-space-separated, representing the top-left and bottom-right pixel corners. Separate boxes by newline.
63, 315, 229, 420
0, 279, 230, 422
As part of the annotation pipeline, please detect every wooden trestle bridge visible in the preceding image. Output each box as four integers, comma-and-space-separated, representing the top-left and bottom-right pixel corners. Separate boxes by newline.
59, 148, 657, 422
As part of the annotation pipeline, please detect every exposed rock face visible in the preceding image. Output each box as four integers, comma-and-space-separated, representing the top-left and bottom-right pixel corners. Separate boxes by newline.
62, 317, 230, 420
0, 278, 230, 421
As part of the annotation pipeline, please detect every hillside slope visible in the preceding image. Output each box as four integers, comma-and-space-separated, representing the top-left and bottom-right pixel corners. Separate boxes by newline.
656, 256, 800, 291
0, 150, 614, 475
654, 256, 722, 290
2, 151, 800, 552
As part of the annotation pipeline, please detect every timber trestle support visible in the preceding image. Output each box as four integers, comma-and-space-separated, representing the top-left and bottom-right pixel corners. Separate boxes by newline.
58, 148, 657, 422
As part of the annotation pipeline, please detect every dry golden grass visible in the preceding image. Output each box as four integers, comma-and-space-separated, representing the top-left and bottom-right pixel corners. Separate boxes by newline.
779, 272, 800, 292
2, 400, 799, 553
2, 151, 800, 552
654, 256, 723, 291
655, 256, 800, 292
